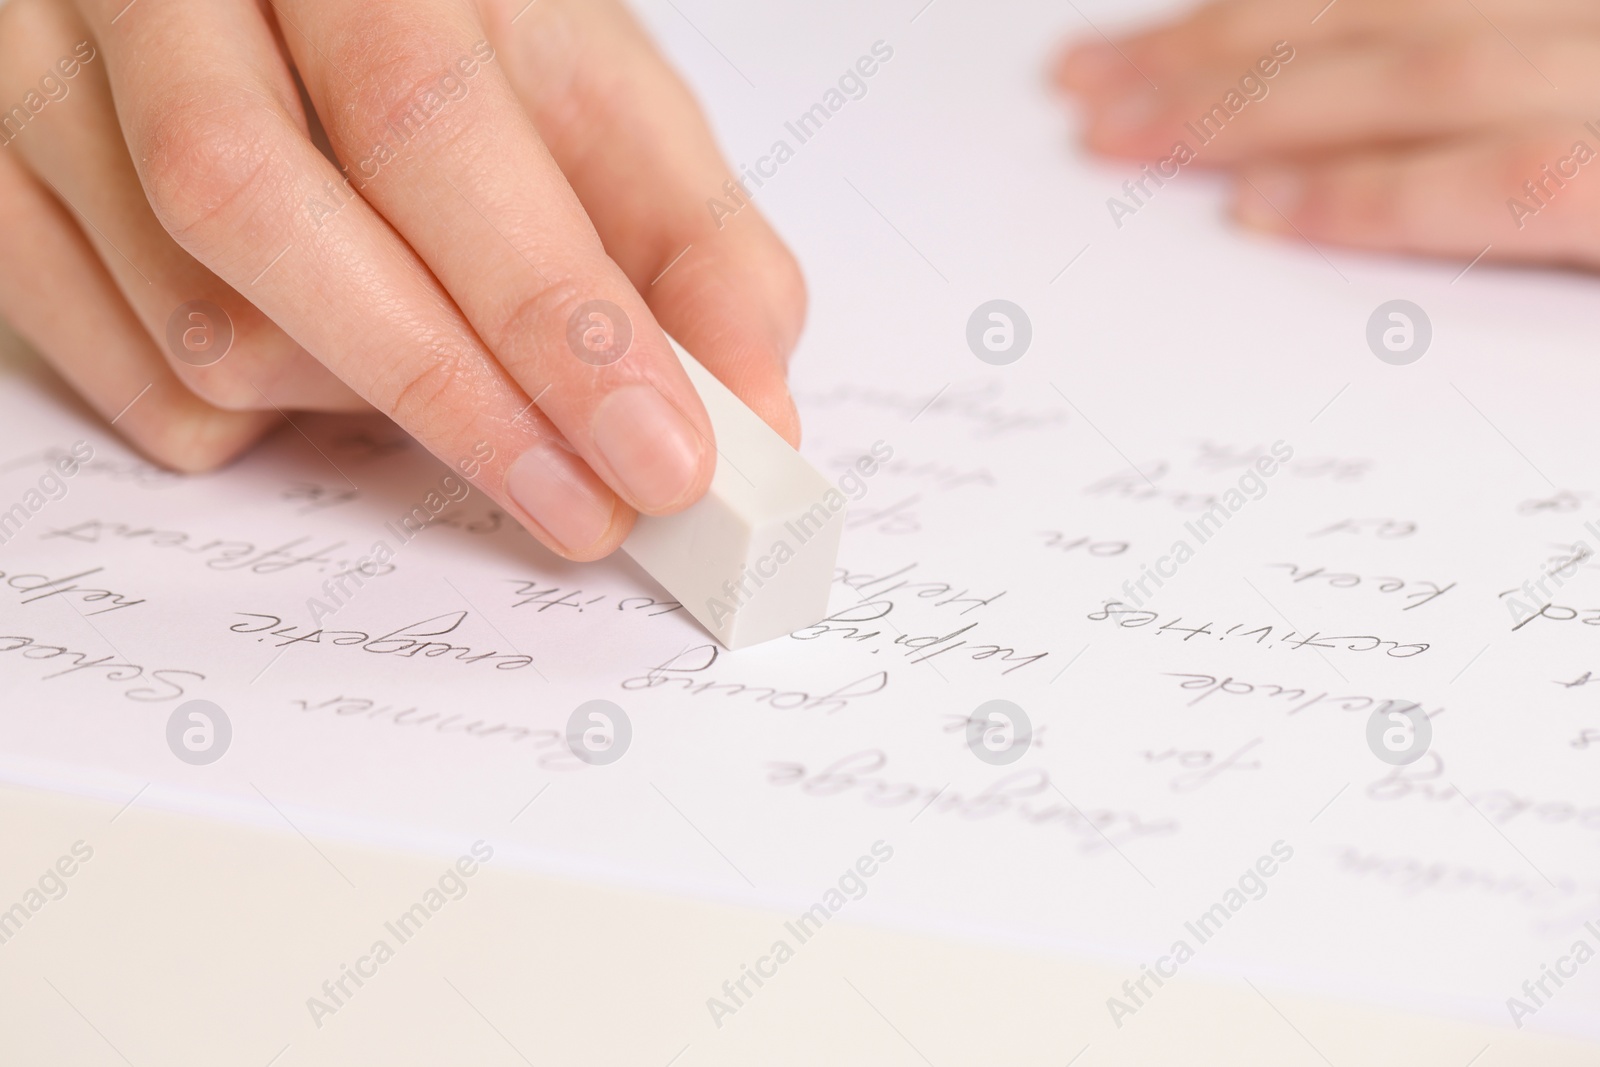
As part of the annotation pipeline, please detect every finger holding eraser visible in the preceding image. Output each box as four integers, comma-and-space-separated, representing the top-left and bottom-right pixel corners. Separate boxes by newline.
621, 340, 844, 650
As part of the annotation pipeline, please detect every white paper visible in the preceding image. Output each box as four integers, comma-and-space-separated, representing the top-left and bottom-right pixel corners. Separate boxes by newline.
4, 0, 1600, 1042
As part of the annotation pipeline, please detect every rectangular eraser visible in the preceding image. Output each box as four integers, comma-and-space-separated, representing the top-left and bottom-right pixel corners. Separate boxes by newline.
621, 340, 843, 650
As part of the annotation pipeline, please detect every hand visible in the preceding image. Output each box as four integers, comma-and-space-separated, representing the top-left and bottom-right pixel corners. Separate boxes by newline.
0, 0, 805, 560
1055, 0, 1600, 270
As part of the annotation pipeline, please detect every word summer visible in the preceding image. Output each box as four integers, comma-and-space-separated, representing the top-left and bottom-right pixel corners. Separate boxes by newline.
707, 841, 894, 1029
1108, 841, 1295, 1028
1107, 41, 1295, 229
1119, 441, 1293, 607
306, 842, 493, 1027
704, 440, 892, 627
706, 40, 894, 229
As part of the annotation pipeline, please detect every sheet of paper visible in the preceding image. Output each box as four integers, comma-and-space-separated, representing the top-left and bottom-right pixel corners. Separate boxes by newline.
3, 0, 1600, 1043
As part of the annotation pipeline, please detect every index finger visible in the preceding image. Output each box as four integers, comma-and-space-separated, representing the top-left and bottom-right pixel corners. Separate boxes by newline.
277, 0, 719, 517
81, 0, 631, 558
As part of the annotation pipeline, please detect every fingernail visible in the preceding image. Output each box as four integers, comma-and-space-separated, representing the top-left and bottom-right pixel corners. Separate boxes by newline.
591, 383, 705, 512
1239, 170, 1304, 230
505, 443, 617, 555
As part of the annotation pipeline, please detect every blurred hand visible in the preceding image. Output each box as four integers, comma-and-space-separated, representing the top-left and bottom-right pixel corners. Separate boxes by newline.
0, 0, 805, 560
1056, 0, 1600, 270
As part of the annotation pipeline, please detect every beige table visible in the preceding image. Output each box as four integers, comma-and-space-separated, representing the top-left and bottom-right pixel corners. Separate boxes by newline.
0, 778, 1594, 1066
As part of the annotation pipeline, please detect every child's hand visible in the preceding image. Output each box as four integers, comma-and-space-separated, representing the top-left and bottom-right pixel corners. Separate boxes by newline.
1056, 0, 1600, 269
0, 0, 804, 560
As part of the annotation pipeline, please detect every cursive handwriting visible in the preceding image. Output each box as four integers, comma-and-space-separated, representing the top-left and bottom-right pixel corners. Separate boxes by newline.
622, 644, 887, 713
835, 563, 1008, 613
281, 482, 361, 514
794, 599, 1047, 674
798, 381, 1066, 438
1367, 752, 1600, 836
1335, 846, 1594, 907
0, 630, 201, 701
1163, 672, 1445, 719
1039, 531, 1130, 557
847, 454, 996, 492
230, 611, 532, 669
1090, 602, 1430, 658
1141, 737, 1263, 791
290, 695, 581, 768
767, 750, 1177, 852
43, 520, 396, 578
1310, 518, 1416, 539
843, 494, 921, 535
0, 565, 144, 615
1, 446, 179, 489
1194, 442, 1371, 482
504, 580, 683, 617
1268, 562, 1455, 611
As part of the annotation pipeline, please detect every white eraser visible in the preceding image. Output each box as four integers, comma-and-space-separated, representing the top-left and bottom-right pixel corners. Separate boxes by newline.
621, 340, 843, 650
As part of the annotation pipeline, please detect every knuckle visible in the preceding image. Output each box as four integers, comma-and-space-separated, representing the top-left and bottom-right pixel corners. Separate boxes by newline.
1497, 134, 1600, 234
129, 408, 268, 474
159, 310, 291, 411
1499, 139, 1563, 196
138, 95, 281, 247
319, 18, 488, 163
487, 278, 588, 357
377, 347, 477, 440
